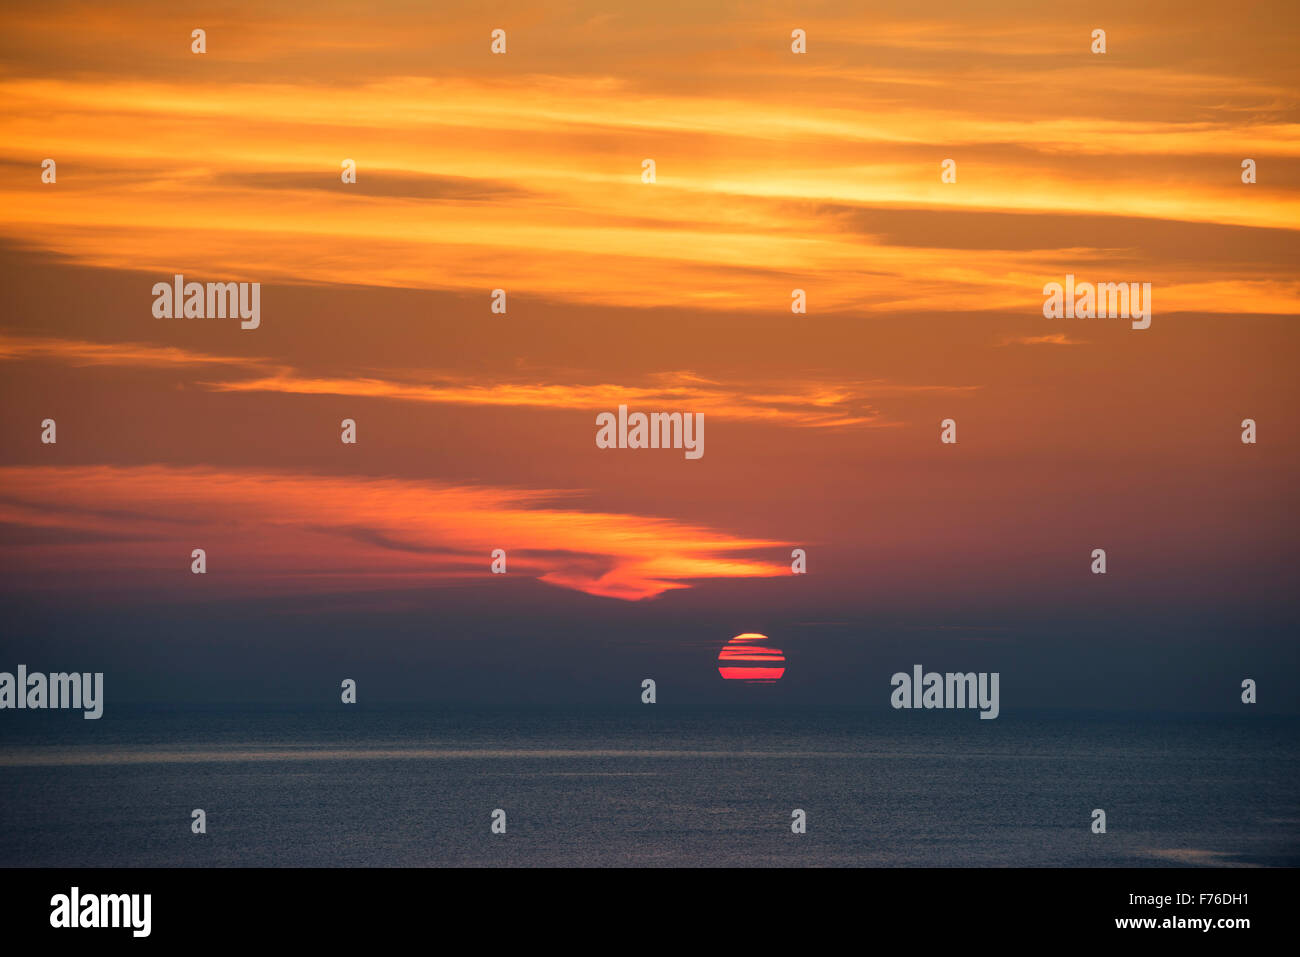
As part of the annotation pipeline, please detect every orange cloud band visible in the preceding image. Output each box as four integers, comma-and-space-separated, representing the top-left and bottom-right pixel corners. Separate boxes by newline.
0, 464, 786, 601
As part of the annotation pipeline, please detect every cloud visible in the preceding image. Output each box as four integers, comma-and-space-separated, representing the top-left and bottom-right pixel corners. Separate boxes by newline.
235, 169, 536, 202
2, 28, 1297, 317
0, 333, 974, 428
200, 370, 905, 427
0, 465, 785, 601
999, 333, 1083, 346
0, 334, 271, 369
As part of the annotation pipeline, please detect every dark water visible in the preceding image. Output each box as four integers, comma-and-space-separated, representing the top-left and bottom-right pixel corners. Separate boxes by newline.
1, 708, 1296, 867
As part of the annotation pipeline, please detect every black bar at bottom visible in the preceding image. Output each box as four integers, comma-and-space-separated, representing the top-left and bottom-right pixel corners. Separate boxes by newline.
0, 866, 1277, 943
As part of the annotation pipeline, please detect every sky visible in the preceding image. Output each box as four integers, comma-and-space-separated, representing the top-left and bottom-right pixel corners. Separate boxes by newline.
0, 0, 1296, 711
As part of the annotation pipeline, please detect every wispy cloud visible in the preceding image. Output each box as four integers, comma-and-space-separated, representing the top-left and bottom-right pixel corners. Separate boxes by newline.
0, 465, 786, 601
201, 371, 904, 427
0, 334, 270, 369
0, 333, 974, 427
999, 332, 1083, 346
2, 1, 1296, 316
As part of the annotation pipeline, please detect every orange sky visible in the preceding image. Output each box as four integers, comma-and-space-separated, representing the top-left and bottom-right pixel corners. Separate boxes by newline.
0, 0, 1296, 611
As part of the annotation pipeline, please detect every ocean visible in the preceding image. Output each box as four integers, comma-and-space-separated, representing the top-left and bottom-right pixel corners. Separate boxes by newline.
1, 708, 1296, 867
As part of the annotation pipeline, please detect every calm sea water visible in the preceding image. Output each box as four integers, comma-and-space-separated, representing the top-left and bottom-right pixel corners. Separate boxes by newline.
1, 709, 1296, 867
